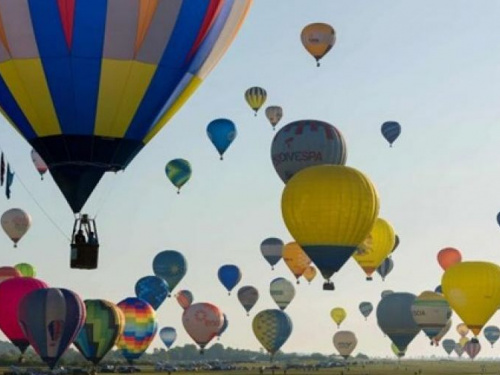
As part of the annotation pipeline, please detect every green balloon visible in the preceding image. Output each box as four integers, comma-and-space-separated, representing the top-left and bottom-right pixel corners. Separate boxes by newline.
14, 263, 36, 277
165, 159, 192, 193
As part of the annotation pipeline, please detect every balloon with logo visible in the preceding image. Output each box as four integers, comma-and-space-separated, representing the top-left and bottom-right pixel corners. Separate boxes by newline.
271, 120, 347, 183
182, 302, 224, 353
207, 118, 237, 160
30, 149, 48, 180
134, 276, 169, 310
377, 257, 394, 281
18, 288, 86, 369
282, 242, 311, 284
252, 309, 293, 360
0, 267, 21, 283
159, 327, 177, 350
333, 331, 357, 359
176, 290, 194, 310
265, 106, 283, 130
433, 319, 452, 345
237, 286, 259, 316
353, 218, 395, 281
14, 263, 36, 278
442, 339, 456, 356
330, 307, 347, 328
464, 340, 481, 360
457, 323, 470, 338
282, 165, 379, 290
218, 313, 229, 340
270, 278, 295, 311
437, 247, 462, 271
260, 238, 284, 270
0, 277, 47, 357
74, 299, 124, 366
483, 326, 500, 347
381, 121, 401, 147
116, 297, 157, 364
301, 23, 336, 67
391, 342, 406, 358
454, 342, 465, 357
244, 87, 267, 116
152, 250, 187, 293
377, 292, 421, 354
442, 261, 500, 338
411, 291, 452, 344
218, 265, 242, 295
165, 159, 192, 194
359, 302, 373, 321
303, 266, 317, 284
1, 209, 31, 247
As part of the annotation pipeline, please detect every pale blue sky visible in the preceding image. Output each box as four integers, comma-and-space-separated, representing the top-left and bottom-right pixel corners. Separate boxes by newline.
1, 0, 500, 359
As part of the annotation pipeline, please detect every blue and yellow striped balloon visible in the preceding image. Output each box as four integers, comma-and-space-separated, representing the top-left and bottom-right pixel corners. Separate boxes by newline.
245, 87, 267, 115
252, 309, 292, 358
165, 159, 192, 194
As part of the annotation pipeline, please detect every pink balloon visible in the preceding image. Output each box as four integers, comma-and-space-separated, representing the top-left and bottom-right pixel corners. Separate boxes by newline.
182, 302, 223, 353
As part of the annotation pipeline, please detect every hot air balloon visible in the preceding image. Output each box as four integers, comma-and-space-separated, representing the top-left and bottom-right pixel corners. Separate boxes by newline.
252, 309, 292, 360
376, 257, 394, 281
359, 302, 373, 320
165, 159, 192, 194
377, 292, 421, 354
381, 290, 394, 299
0, 277, 47, 357
182, 302, 224, 353
300, 23, 335, 67
433, 319, 452, 345
0, 1, 252, 220
330, 308, 347, 328
435, 285, 443, 294
176, 290, 194, 310
206, 118, 237, 160
218, 313, 229, 340
270, 278, 295, 311
442, 262, 500, 338
271, 120, 347, 183
74, 299, 124, 366
152, 250, 187, 293
437, 247, 462, 271
260, 238, 284, 270
353, 218, 395, 281
303, 266, 317, 284
282, 242, 311, 284
116, 297, 157, 364
237, 286, 259, 316
14, 263, 36, 278
18, 288, 86, 369
333, 331, 357, 359
159, 327, 177, 350
1, 209, 31, 247
392, 234, 400, 254
281, 165, 379, 290
464, 340, 481, 360
30, 149, 47, 180
411, 291, 452, 344
265, 106, 283, 130
483, 326, 500, 347
244, 87, 267, 116
457, 322, 470, 337
134, 276, 169, 310
391, 342, 406, 358
454, 342, 465, 357
381, 121, 401, 147
0, 266, 21, 283
459, 336, 470, 348
442, 339, 456, 356
218, 264, 242, 295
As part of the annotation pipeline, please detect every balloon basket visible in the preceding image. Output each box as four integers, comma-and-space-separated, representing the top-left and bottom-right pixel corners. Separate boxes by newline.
323, 281, 335, 291
71, 244, 99, 269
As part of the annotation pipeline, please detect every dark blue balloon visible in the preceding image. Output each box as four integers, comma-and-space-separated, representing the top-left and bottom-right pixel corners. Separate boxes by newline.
218, 313, 228, 338
152, 250, 187, 292
381, 121, 401, 147
435, 285, 443, 294
218, 264, 241, 295
206, 119, 237, 159
135, 276, 169, 310
497, 212, 500, 227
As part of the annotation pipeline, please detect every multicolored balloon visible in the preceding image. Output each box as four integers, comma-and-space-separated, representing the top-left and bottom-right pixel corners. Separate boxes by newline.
282, 242, 311, 283
442, 339, 456, 356
206, 118, 237, 160
74, 299, 124, 365
0, 266, 21, 283
411, 291, 452, 344
237, 286, 259, 316
159, 327, 177, 350
152, 250, 187, 292
260, 237, 284, 270
359, 302, 373, 320
330, 307, 347, 328
134, 276, 169, 310
176, 290, 194, 310
182, 302, 224, 353
14, 263, 36, 278
30, 149, 47, 180
271, 120, 347, 183
270, 277, 295, 311
252, 309, 293, 359
376, 257, 394, 281
333, 331, 357, 359
381, 121, 401, 147
116, 297, 157, 364
218, 264, 242, 295
265, 106, 283, 130
165, 159, 192, 194
18, 288, 86, 369
437, 247, 462, 271
1, 208, 32, 247
301, 23, 336, 67
483, 325, 500, 347
303, 265, 317, 284
244, 87, 267, 116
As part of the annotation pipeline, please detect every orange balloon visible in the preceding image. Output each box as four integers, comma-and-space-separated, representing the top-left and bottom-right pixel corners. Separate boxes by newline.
282, 242, 311, 283
437, 247, 462, 270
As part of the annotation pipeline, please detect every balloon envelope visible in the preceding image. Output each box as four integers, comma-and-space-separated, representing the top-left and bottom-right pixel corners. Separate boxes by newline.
244, 87, 267, 115
159, 327, 177, 349
152, 250, 187, 292
30, 149, 47, 178
411, 291, 452, 343
454, 342, 465, 357
218, 313, 229, 338
433, 319, 452, 345
217, 265, 242, 294
437, 247, 462, 271
265, 106, 283, 130
457, 322, 470, 337
333, 331, 357, 359
282, 242, 311, 282
14, 263, 36, 278
300, 23, 336, 66
330, 308, 347, 328
237, 286, 259, 315
442, 339, 456, 355
1, 208, 31, 247
381, 290, 394, 299
483, 326, 500, 347
376, 257, 394, 281
165, 159, 192, 192
176, 290, 194, 310
134, 276, 169, 310
206, 118, 237, 159
260, 238, 284, 270
381, 121, 401, 146
252, 309, 292, 357
182, 302, 223, 352
270, 278, 295, 311
303, 266, 317, 283
464, 340, 481, 360
0, 266, 21, 283
359, 302, 373, 320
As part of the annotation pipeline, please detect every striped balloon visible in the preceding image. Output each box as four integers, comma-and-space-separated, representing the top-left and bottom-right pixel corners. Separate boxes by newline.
165, 159, 192, 193
244, 87, 267, 115
411, 291, 452, 343
237, 286, 259, 315
270, 278, 295, 311
252, 309, 292, 358
377, 257, 394, 281
260, 237, 284, 270
381, 121, 401, 147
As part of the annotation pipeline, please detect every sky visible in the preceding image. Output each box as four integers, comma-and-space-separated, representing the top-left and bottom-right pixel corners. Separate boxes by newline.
2, 0, 500, 360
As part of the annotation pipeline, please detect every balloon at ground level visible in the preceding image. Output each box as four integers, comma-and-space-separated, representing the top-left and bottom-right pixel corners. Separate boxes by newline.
333, 331, 357, 359
252, 309, 292, 358
159, 327, 177, 350
359, 302, 373, 320
442, 339, 456, 356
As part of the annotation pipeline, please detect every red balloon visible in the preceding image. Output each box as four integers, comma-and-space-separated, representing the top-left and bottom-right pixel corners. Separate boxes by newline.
437, 247, 462, 271
0, 266, 22, 283
0, 277, 47, 354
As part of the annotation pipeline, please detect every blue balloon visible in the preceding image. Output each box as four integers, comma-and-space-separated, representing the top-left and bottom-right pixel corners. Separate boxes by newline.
159, 327, 177, 349
377, 257, 394, 281
152, 250, 187, 292
484, 326, 500, 347
135, 276, 169, 310
218, 264, 242, 295
206, 118, 237, 160
218, 313, 229, 338
381, 121, 401, 147
252, 309, 293, 358
442, 339, 456, 356
434, 285, 443, 294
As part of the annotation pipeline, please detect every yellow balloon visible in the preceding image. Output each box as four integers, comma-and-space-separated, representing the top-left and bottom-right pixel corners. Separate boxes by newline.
353, 218, 395, 280
391, 342, 406, 358
330, 307, 347, 328
281, 165, 379, 288
282, 242, 311, 283
303, 266, 317, 284
459, 336, 469, 348
442, 261, 500, 336
300, 23, 336, 67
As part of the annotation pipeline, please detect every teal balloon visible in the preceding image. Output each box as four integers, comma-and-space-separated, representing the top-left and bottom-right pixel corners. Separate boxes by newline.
218, 264, 241, 295
252, 309, 292, 357
152, 250, 187, 292
159, 327, 177, 349
206, 119, 237, 160
442, 339, 456, 356
165, 159, 191, 193
359, 302, 373, 320
484, 326, 500, 347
